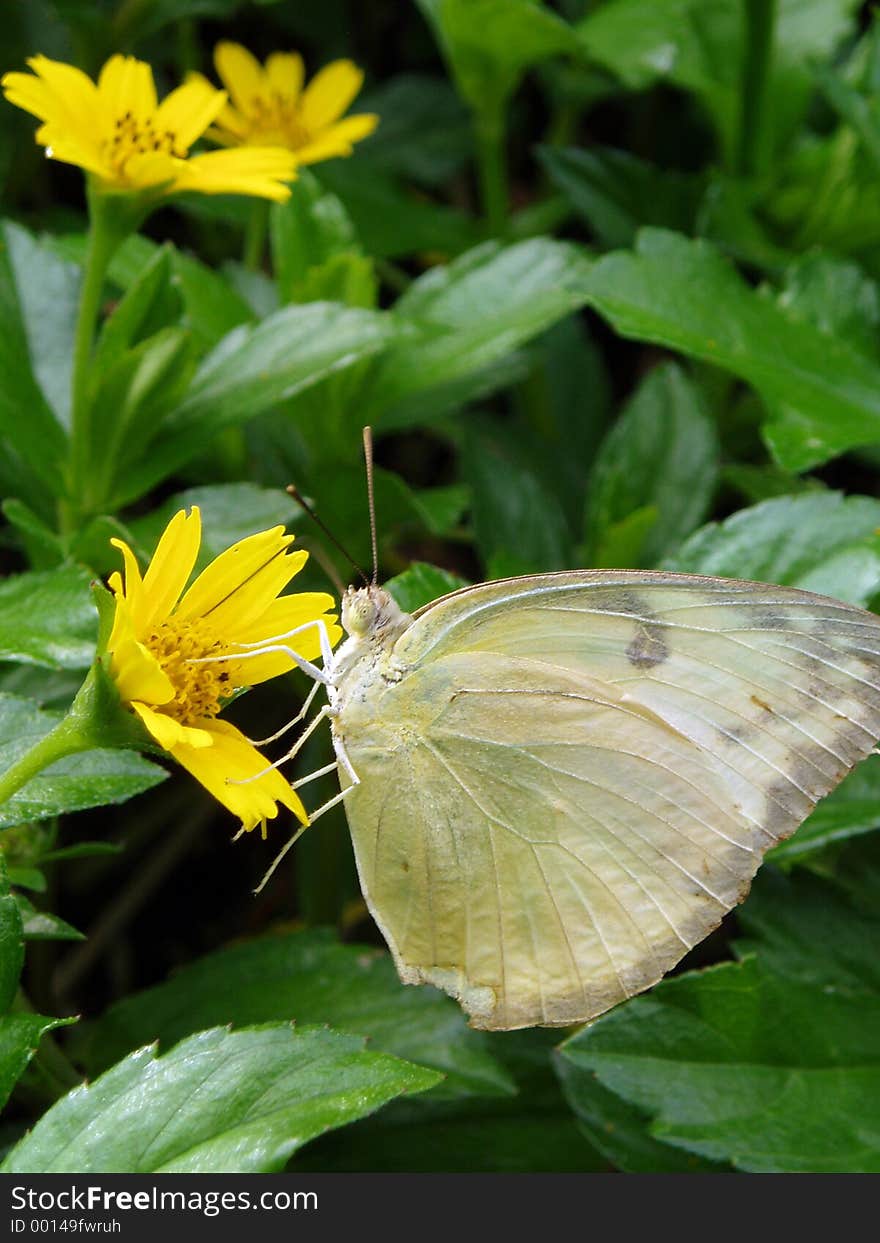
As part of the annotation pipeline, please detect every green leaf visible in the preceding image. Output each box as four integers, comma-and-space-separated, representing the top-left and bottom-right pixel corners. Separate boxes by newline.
353, 75, 471, 185
586, 363, 719, 567
464, 423, 573, 572
368, 238, 592, 429
93, 245, 178, 372
0, 223, 69, 498
316, 161, 482, 260
768, 755, 880, 862
665, 492, 880, 605
0, 1013, 72, 1112
386, 563, 470, 614
113, 302, 394, 504
0, 853, 23, 1012
2, 1024, 442, 1173
15, 894, 84, 942
417, 0, 581, 121
75, 929, 513, 1100
270, 171, 361, 302
584, 229, 880, 471
539, 145, 702, 248
0, 695, 167, 831
125, 484, 303, 573
559, 946, 880, 1172
0, 567, 97, 670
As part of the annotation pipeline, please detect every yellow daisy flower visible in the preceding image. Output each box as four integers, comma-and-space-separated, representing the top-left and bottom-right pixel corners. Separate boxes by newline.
106, 507, 341, 834
195, 42, 378, 164
1, 53, 298, 201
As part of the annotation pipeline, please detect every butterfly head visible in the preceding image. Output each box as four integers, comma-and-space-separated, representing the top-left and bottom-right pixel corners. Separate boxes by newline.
341, 584, 410, 641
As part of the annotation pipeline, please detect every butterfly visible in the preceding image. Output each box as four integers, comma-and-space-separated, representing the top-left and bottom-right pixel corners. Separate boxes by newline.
291, 565, 880, 1032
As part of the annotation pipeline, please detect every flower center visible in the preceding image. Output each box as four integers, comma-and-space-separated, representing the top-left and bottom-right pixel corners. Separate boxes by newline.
247, 92, 311, 149
105, 110, 187, 178
146, 618, 233, 725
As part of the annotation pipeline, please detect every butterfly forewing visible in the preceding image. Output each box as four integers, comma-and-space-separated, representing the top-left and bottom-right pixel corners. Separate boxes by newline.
337, 572, 880, 1030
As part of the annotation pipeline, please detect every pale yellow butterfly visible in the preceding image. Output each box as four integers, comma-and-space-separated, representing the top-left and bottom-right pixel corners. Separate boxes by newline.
227, 444, 880, 1032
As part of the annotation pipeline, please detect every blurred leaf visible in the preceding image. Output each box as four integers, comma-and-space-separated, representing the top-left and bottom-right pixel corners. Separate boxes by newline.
586, 363, 719, 566
0, 223, 69, 499
464, 423, 573, 572
271, 171, 359, 301
0, 853, 23, 1012
665, 492, 880, 605
77, 929, 513, 1101
7, 867, 45, 892
354, 75, 472, 185
777, 252, 880, 357
386, 563, 470, 614
584, 229, 880, 471
721, 463, 826, 505
368, 238, 592, 428
0, 567, 96, 670
0, 695, 167, 831
539, 146, 702, 248
2, 1024, 442, 1174
769, 755, 880, 862
112, 302, 395, 505
93, 246, 178, 372
417, 0, 581, 121
0, 1013, 72, 1112
113, 0, 239, 44
126, 484, 302, 572
15, 894, 84, 942
1, 499, 64, 569
317, 162, 481, 259
559, 917, 880, 1171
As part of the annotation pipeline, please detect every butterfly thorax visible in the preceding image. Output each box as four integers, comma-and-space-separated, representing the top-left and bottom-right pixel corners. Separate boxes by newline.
328, 585, 413, 720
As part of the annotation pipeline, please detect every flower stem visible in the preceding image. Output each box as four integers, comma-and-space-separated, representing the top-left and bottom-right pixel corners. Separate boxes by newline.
735, 0, 778, 176
0, 715, 94, 810
475, 110, 508, 237
243, 199, 269, 270
66, 187, 123, 528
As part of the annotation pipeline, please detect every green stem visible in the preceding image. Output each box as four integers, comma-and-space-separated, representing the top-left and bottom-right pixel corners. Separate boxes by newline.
0, 715, 94, 809
735, 0, 779, 176
66, 188, 123, 527
243, 199, 269, 270
475, 110, 508, 237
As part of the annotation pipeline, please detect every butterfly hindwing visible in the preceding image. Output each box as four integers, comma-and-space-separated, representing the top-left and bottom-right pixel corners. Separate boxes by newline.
337, 572, 880, 1030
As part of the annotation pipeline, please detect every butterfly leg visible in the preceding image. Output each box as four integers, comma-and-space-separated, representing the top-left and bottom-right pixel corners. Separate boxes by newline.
244, 678, 322, 748
188, 617, 337, 689
252, 778, 357, 895
227, 704, 334, 784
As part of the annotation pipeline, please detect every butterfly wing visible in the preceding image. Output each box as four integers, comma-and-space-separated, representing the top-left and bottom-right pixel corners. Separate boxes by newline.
337, 572, 880, 1030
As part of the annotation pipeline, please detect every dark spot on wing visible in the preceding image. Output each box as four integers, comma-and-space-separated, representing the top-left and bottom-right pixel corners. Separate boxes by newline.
626, 623, 669, 669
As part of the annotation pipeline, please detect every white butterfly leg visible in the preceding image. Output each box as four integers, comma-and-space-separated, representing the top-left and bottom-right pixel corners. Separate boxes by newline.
252, 772, 356, 895
245, 678, 322, 748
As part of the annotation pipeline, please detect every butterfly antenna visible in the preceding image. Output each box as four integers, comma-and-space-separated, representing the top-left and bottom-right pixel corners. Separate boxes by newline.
286, 484, 368, 586
363, 425, 379, 584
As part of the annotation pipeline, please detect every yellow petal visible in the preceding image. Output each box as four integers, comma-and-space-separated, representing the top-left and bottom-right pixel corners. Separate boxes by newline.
155, 78, 227, 150
118, 150, 180, 191
222, 594, 341, 685
176, 147, 296, 200
293, 113, 379, 164
206, 101, 251, 143
265, 52, 304, 104
109, 536, 145, 630
96, 54, 156, 120
175, 527, 299, 626
300, 60, 364, 132
132, 701, 213, 751
34, 126, 109, 178
214, 42, 268, 117
141, 508, 202, 632
111, 638, 175, 706
170, 716, 308, 829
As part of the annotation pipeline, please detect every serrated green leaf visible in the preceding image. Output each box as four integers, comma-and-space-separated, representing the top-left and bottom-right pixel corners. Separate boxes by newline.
0, 695, 167, 830
368, 238, 592, 428
559, 874, 880, 1172
0, 1013, 72, 1112
583, 229, 880, 471
664, 492, 880, 605
2, 1024, 442, 1173
586, 363, 719, 567
0, 567, 97, 670
386, 563, 470, 614
75, 929, 513, 1100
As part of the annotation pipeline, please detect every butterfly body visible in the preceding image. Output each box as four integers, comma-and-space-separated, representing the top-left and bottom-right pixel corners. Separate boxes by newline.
324, 572, 880, 1031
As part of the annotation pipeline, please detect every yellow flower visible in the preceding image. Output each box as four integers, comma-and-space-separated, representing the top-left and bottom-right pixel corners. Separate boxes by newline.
106, 507, 341, 834
194, 42, 378, 164
1, 53, 298, 201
